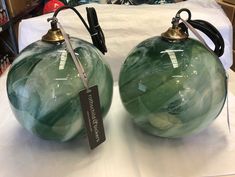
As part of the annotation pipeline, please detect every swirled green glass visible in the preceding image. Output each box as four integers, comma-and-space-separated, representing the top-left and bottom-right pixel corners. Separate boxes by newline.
7, 38, 113, 141
119, 36, 227, 138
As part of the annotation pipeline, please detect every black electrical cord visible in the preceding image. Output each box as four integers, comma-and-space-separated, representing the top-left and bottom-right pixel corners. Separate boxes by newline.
86, 7, 107, 53
52, 6, 107, 54
177, 8, 224, 57
53, 6, 90, 32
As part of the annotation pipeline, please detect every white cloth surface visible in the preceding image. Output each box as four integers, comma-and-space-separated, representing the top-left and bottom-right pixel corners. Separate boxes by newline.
2, 1, 234, 176
18, 0, 233, 81
0, 68, 235, 177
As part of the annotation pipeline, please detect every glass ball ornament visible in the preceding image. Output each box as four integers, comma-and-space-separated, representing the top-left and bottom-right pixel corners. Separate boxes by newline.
119, 22, 227, 138
7, 37, 113, 141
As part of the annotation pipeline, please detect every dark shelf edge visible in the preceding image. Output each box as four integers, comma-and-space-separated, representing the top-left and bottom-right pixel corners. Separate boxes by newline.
12, 2, 41, 23
0, 21, 10, 33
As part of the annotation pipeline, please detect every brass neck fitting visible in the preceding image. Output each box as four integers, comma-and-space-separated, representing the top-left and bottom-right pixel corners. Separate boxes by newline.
161, 15, 188, 42
42, 17, 65, 43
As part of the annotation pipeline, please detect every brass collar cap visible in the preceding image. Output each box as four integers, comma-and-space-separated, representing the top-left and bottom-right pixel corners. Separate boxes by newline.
161, 27, 188, 41
42, 28, 65, 43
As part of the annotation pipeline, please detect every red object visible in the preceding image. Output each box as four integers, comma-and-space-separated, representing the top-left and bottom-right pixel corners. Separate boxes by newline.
0, 9, 8, 25
43, 0, 65, 14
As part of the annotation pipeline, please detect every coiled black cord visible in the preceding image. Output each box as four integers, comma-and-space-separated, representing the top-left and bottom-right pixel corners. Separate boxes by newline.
53, 6, 107, 54
177, 8, 224, 57
86, 7, 107, 54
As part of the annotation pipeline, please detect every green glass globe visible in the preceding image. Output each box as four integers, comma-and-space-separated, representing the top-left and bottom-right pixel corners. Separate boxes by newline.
7, 37, 113, 141
119, 36, 227, 138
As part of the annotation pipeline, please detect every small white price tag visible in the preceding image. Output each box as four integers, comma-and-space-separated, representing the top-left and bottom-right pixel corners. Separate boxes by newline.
161, 49, 183, 68
58, 50, 67, 70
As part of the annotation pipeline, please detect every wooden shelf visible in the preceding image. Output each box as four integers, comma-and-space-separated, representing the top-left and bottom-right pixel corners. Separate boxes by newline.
223, 0, 235, 5
0, 0, 18, 56
0, 0, 42, 59
12, 2, 41, 23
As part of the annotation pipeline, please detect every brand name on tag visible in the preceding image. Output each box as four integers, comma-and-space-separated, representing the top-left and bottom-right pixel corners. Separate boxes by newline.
87, 92, 100, 143
79, 85, 105, 149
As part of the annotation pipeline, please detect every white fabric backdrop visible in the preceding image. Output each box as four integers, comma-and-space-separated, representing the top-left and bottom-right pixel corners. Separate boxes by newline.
18, 0, 233, 80
0, 69, 235, 177
1, 1, 234, 177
